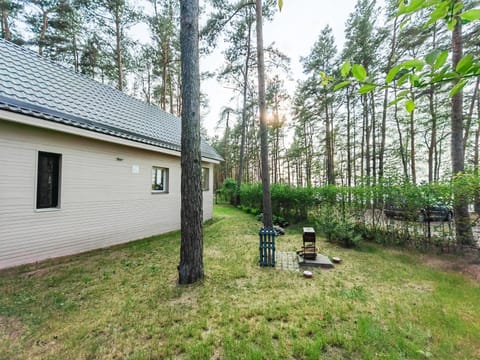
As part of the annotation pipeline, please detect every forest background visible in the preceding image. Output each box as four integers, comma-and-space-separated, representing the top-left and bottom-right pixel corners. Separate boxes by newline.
2, 0, 480, 246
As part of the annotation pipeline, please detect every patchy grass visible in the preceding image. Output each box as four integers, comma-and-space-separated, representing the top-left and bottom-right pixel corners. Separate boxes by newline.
1, 205, 480, 359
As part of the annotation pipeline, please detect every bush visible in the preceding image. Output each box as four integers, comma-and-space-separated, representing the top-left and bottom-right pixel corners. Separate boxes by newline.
218, 178, 238, 204
314, 206, 362, 248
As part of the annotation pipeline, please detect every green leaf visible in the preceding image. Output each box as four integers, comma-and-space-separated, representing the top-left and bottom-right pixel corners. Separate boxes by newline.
386, 65, 401, 84
449, 79, 468, 97
388, 98, 403, 107
434, 51, 448, 70
334, 80, 351, 91
425, 50, 440, 66
409, 73, 421, 87
456, 54, 473, 74
358, 84, 376, 94
460, 9, 480, 22
433, 71, 456, 83
278, 0, 284, 11
397, 72, 410, 87
398, 0, 425, 15
405, 99, 415, 113
447, 18, 457, 31
341, 61, 351, 78
352, 64, 367, 82
429, 2, 448, 23
401, 59, 424, 71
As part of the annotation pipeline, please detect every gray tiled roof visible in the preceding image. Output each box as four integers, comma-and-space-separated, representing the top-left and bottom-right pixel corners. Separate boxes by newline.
0, 39, 222, 161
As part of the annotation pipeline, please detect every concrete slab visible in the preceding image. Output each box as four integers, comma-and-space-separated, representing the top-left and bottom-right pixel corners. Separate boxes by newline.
298, 253, 334, 269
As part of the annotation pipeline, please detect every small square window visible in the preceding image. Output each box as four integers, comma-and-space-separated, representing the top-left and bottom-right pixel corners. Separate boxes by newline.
152, 167, 169, 192
37, 151, 61, 209
202, 167, 209, 191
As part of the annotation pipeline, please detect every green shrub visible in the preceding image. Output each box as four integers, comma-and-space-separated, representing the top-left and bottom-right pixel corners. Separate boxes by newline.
314, 206, 362, 248
219, 178, 238, 204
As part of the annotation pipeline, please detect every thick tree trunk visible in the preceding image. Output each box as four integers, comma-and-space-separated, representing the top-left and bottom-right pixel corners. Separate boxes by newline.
255, 0, 272, 228
178, 0, 203, 284
451, 14, 474, 246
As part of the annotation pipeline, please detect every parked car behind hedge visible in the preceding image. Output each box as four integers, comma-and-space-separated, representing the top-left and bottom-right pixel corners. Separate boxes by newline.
384, 202, 453, 222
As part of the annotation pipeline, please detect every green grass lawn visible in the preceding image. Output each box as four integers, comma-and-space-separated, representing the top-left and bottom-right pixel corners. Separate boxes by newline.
1, 205, 479, 359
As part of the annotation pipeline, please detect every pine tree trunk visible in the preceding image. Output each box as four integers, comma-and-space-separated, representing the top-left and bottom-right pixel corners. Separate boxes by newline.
255, 0, 272, 228
379, 16, 398, 180
346, 87, 352, 189
178, 0, 203, 284
394, 85, 408, 179
39, 12, 48, 56
451, 12, 474, 246
409, 88, 416, 184
463, 77, 480, 152
428, 84, 437, 184
2, 8, 11, 41
325, 98, 334, 185
114, 5, 123, 91
235, 11, 252, 206
474, 124, 480, 215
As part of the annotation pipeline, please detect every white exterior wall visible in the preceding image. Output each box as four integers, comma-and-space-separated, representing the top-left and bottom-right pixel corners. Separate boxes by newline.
0, 120, 215, 269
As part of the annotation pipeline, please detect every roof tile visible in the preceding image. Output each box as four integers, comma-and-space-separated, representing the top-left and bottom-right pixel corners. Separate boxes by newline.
0, 39, 222, 161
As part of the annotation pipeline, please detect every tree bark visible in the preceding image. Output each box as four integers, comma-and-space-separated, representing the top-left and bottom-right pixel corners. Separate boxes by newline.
427, 83, 437, 183
463, 77, 480, 153
451, 11, 474, 246
39, 11, 48, 56
346, 87, 352, 189
393, 84, 408, 179
379, 15, 398, 180
409, 88, 416, 184
114, 4, 124, 91
1, 8, 11, 41
325, 96, 334, 185
255, 0, 272, 228
475, 91, 480, 215
235, 9, 252, 206
178, 0, 204, 284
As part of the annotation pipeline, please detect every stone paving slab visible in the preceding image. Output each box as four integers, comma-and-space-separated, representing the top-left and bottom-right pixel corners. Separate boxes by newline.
275, 251, 300, 272
299, 253, 334, 269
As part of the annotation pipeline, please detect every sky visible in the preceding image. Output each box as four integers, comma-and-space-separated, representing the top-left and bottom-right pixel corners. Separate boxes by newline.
200, 0, 363, 138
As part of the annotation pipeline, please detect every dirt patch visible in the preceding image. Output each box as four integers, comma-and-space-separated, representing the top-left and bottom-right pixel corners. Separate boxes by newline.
0, 316, 24, 341
23, 268, 50, 278
421, 252, 480, 282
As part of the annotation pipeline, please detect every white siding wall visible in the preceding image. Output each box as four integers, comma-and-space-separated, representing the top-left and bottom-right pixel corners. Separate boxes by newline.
0, 120, 215, 269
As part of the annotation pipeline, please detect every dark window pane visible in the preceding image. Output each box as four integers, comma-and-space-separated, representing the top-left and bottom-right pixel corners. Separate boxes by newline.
37, 152, 61, 209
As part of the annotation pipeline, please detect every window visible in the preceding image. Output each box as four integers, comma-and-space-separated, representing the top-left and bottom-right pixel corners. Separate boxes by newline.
37, 151, 61, 209
202, 167, 209, 191
152, 167, 168, 192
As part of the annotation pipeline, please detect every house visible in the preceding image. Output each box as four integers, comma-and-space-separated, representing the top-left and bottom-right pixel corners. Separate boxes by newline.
0, 39, 222, 270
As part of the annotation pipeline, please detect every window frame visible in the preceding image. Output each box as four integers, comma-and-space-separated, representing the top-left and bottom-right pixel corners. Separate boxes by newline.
36, 151, 62, 210
202, 167, 210, 191
151, 166, 169, 194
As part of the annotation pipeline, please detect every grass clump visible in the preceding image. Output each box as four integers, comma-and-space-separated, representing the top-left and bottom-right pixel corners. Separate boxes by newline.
1, 205, 479, 359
